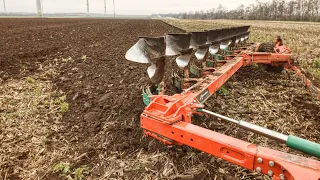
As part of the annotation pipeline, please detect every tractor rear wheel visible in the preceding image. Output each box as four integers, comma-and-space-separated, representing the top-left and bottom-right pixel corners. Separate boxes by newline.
256, 42, 284, 73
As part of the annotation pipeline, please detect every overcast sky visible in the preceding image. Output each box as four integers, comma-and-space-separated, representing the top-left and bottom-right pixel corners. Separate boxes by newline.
1, 0, 269, 15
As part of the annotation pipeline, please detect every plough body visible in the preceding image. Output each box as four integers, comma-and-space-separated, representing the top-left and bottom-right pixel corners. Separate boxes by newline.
125, 25, 320, 179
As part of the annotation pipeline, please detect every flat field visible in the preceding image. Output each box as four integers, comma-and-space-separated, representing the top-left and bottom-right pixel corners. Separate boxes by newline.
0, 18, 319, 180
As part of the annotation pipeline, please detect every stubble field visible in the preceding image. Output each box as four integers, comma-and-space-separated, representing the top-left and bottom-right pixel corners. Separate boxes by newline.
0, 18, 319, 180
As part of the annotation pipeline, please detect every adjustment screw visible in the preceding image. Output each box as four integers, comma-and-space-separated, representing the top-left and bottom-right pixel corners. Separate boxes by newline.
257, 157, 263, 164
256, 167, 262, 173
279, 174, 285, 180
269, 161, 275, 167
268, 170, 273, 177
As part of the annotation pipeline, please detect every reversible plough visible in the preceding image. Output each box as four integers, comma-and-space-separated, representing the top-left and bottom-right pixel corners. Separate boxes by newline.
125, 25, 320, 179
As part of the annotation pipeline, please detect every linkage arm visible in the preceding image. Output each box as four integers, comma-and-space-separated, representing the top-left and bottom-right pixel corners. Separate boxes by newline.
199, 109, 320, 158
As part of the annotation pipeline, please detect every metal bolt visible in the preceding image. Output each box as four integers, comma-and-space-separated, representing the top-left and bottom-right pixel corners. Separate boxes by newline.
269, 161, 275, 167
268, 170, 273, 177
279, 174, 285, 180
257, 157, 263, 164
256, 167, 262, 173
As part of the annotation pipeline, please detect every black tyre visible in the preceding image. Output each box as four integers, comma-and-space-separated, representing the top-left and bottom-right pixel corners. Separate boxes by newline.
256, 42, 284, 73
257, 42, 275, 53
264, 65, 284, 73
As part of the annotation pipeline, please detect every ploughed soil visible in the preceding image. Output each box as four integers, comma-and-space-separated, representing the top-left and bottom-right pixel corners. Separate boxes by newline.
0, 18, 319, 180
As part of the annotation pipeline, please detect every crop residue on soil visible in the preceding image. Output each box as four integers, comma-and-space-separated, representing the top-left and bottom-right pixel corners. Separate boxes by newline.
0, 18, 319, 180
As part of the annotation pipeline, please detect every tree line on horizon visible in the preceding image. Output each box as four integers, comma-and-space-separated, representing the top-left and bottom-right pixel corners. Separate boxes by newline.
155, 0, 320, 22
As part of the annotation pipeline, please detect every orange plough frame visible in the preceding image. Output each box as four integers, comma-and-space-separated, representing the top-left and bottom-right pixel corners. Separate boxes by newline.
141, 48, 320, 179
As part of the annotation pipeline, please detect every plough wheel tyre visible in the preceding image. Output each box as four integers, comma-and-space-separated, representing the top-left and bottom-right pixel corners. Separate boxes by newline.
257, 42, 284, 73
264, 65, 284, 73
256, 42, 274, 53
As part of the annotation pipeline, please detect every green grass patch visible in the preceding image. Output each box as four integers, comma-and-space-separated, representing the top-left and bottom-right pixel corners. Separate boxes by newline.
54, 162, 71, 176
73, 167, 88, 180
217, 86, 230, 96
26, 77, 36, 83
59, 102, 69, 113
315, 58, 320, 68
54, 96, 69, 113
311, 69, 320, 80
53, 162, 88, 180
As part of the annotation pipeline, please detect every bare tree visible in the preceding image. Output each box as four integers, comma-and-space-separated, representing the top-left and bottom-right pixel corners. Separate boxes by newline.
157, 0, 320, 22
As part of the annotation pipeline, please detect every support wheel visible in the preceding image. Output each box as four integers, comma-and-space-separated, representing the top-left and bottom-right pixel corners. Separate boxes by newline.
264, 65, 284, 73
256, 42, 284, 73
256, 42, 275, 53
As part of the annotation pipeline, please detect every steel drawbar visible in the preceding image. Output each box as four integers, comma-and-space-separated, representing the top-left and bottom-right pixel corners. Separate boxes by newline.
198, 108, 320, 158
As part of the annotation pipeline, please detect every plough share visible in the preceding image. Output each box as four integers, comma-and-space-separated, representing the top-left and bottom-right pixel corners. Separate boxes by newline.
125, 25, 320, 180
